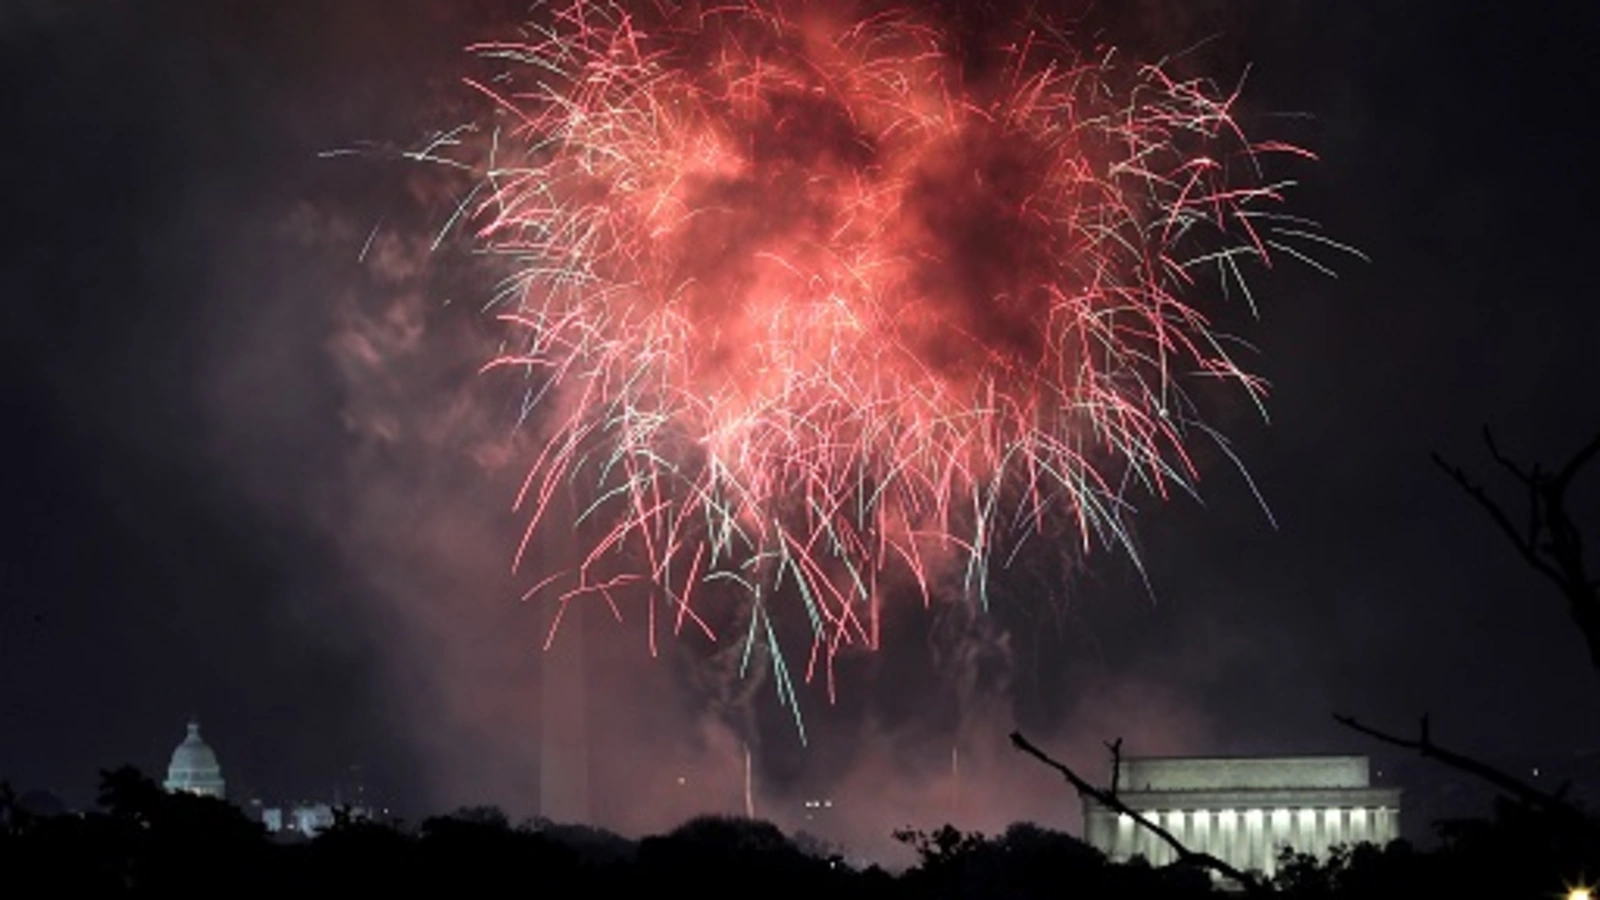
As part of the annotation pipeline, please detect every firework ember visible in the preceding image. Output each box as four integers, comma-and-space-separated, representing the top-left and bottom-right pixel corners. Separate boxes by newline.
433, 0, 1344, 732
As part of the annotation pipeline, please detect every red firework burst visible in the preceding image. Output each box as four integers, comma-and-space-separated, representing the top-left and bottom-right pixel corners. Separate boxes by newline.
432, 0, 1347, 732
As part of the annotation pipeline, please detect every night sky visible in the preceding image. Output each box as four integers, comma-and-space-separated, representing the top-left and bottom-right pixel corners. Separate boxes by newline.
3, 0, 1598, 852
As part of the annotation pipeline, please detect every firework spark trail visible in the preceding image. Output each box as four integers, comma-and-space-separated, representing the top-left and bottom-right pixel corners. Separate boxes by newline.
434, 0, 1353, 734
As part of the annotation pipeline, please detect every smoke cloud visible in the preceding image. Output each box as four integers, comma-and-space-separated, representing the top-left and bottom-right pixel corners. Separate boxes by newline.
189, 0, 1247, 859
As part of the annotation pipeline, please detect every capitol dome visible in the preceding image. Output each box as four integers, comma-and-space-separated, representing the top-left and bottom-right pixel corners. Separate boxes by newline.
164, 720, 226, 799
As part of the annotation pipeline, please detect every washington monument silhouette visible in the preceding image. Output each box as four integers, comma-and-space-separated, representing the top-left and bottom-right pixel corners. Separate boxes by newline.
539, 598, 591, 823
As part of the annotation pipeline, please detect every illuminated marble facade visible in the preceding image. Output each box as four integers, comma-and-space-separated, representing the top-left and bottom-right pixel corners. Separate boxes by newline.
1083, 756, 1401, 878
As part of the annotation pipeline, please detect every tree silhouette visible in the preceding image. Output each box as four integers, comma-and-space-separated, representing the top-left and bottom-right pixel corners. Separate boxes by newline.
92, 766, 268, 891
1339, 428, 1600, 806
1328, 425, 1600, 895
1432, 427, 1600, 669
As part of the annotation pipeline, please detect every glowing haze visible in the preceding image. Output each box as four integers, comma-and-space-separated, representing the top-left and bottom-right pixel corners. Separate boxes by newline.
418, 0, 1343, 735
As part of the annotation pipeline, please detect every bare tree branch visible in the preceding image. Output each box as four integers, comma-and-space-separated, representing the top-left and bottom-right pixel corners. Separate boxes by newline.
1009, 731, 1264, 894
1333, 714, 1579, 820
1433, 427, 1600, 669
1430, 451, 1561, 584
1555, 430, 1600, 489
1480, 428, 1546, 550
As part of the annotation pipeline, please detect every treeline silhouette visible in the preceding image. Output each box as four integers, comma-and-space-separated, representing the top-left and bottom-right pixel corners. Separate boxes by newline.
3, 767, 1596, 896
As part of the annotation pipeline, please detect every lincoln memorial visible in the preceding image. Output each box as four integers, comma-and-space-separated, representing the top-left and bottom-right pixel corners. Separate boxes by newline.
1083, 756, 1401, 878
